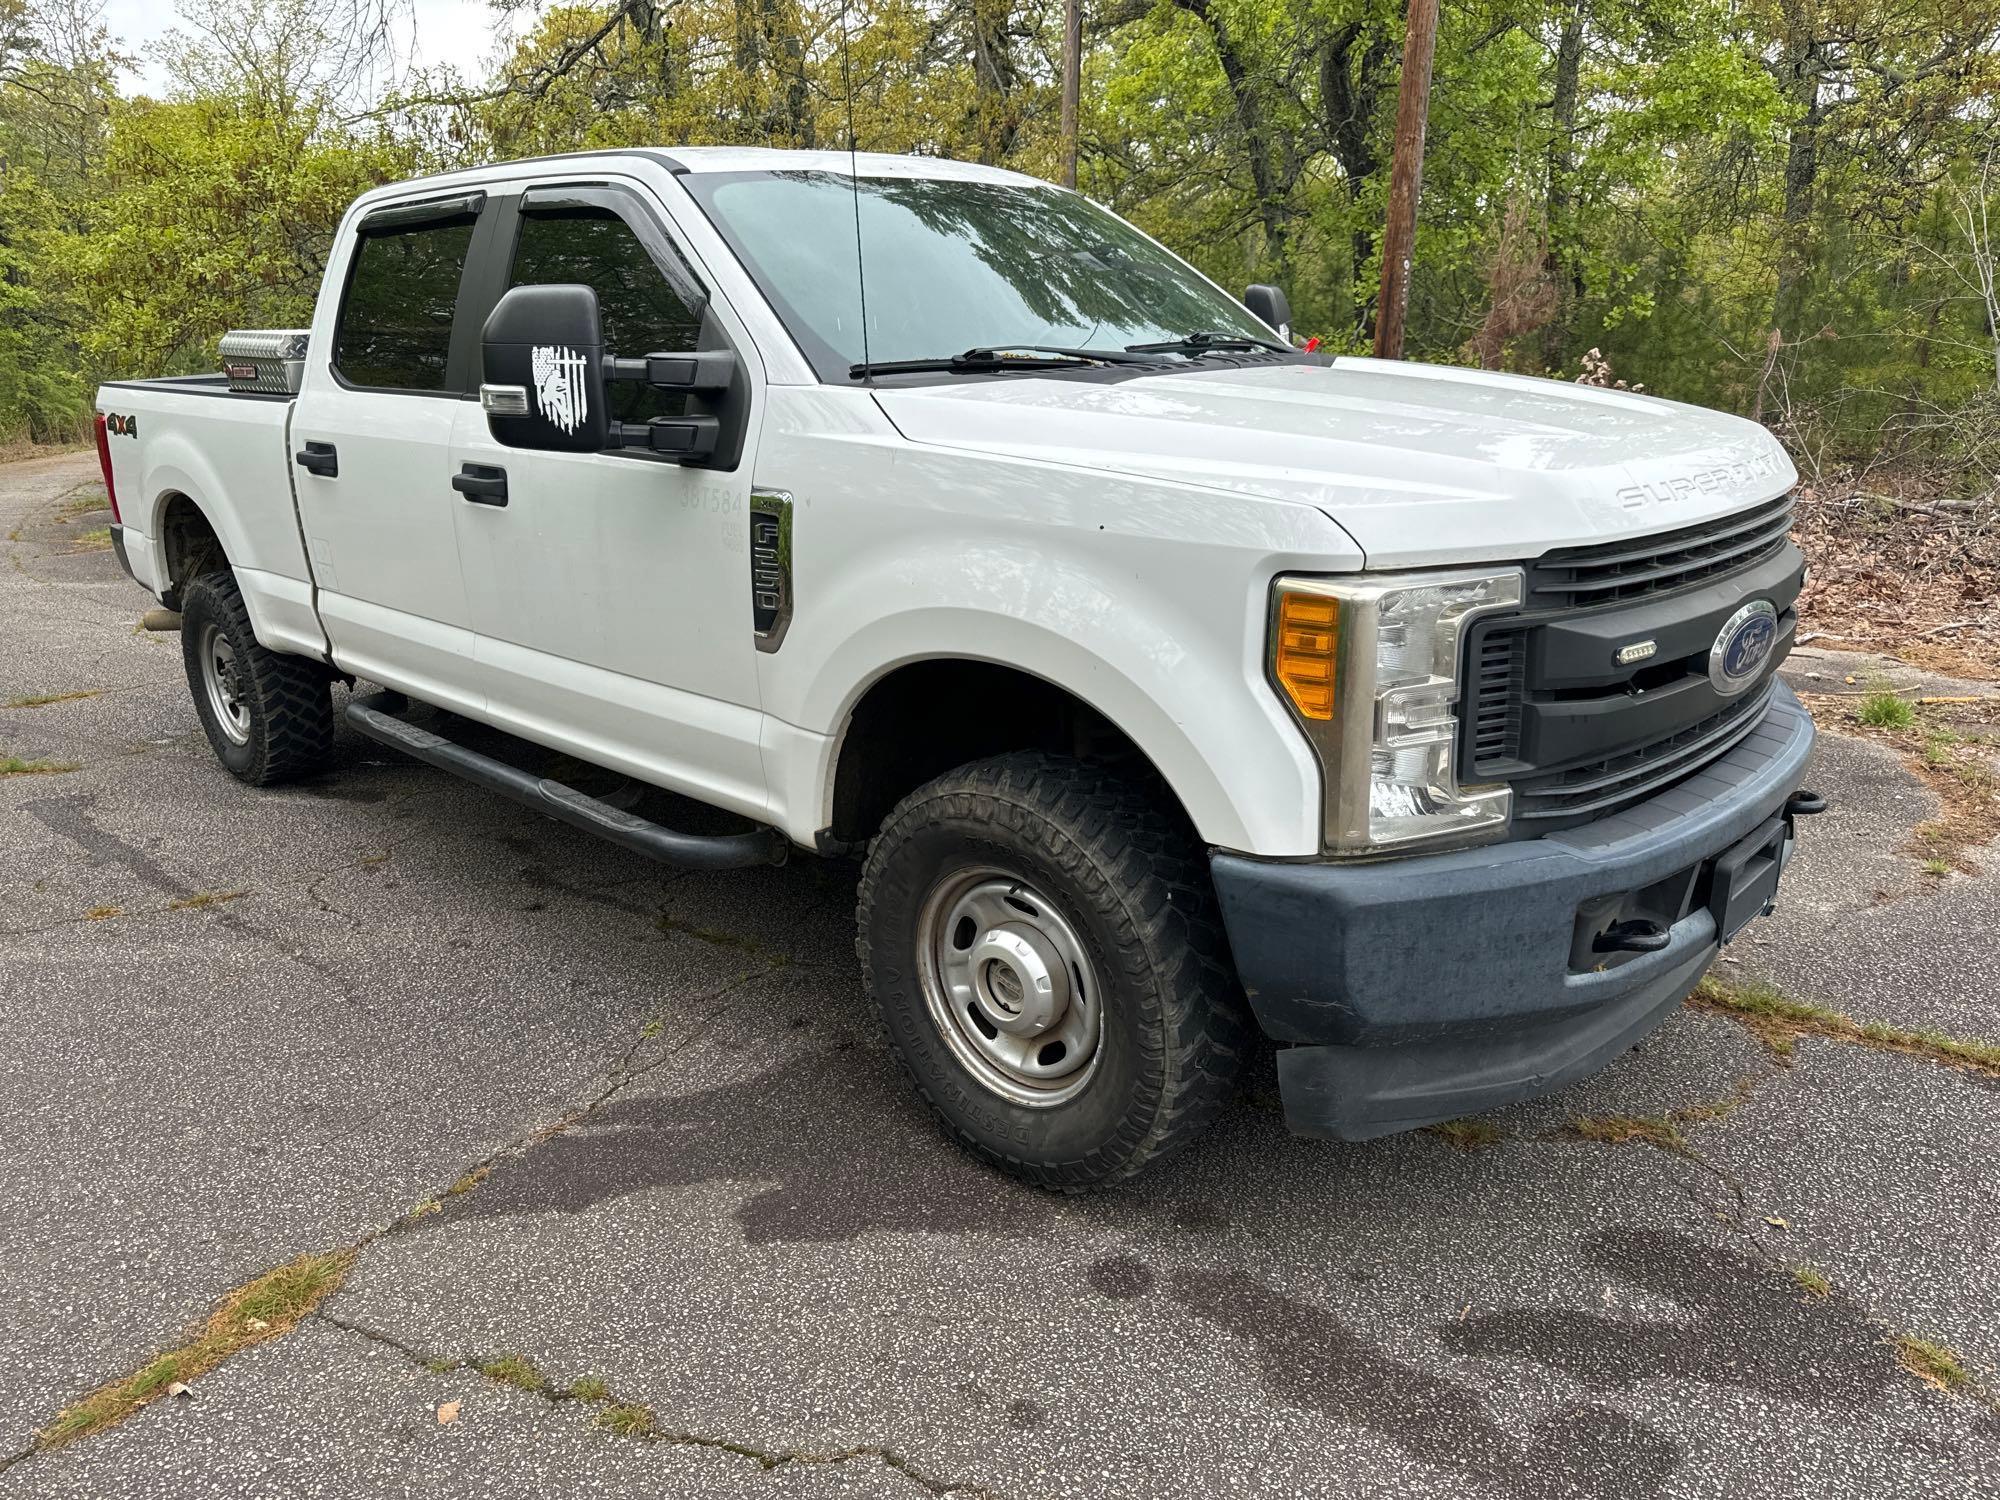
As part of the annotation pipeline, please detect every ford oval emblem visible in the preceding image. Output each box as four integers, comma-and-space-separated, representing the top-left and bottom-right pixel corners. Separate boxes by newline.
1710, 599, 1778, 695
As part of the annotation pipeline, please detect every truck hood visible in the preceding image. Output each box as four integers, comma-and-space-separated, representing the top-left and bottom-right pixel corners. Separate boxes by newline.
871, 358, 1796, 568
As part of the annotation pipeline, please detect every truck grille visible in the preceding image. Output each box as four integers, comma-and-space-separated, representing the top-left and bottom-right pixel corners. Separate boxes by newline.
1463, 492, 1805, 834
1527, 493, 1795, 609
1469, 628, 1526, 767
1508, 683, 1775, 824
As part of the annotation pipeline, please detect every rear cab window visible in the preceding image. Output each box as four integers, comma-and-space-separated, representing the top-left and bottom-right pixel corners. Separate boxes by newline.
333, 200, 481, 392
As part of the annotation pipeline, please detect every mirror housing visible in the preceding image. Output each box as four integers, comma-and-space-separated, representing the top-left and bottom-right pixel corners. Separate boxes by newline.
1244, 284, 1294, 343
481, 284, 610, 452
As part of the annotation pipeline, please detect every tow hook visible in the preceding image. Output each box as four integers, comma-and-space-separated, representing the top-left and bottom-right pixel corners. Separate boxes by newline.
1785, 788, 1828, 817
1594, 918, 1672, 955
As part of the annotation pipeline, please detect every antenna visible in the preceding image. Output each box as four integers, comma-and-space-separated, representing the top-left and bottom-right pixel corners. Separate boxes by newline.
838, 0, 872, 383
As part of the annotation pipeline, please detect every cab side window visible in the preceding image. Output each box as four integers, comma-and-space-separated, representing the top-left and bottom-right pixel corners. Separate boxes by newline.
509, 207, 702, 423
333, 214, 476, 391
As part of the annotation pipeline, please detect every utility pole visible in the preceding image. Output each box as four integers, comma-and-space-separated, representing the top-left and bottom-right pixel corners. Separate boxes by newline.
1373, 0, 1439, 360
1060, 0, 1082, 188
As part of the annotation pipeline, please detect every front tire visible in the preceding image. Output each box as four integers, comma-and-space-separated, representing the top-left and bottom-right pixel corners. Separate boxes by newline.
856, 752, 1247, 1188
181, 571, 334, 786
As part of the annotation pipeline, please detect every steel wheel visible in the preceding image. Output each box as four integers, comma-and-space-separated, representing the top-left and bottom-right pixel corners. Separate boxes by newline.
198, 621, 252, 746
917, 866, 1103, 1107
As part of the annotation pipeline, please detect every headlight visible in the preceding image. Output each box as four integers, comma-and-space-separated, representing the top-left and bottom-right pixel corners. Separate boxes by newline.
1269, 567, 1523, 855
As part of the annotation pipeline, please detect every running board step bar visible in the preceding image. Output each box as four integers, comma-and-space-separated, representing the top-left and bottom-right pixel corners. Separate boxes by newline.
343, 692, 787, 870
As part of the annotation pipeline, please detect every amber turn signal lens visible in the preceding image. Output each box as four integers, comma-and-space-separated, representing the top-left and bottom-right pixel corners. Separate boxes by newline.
1274, 592, 1338, 720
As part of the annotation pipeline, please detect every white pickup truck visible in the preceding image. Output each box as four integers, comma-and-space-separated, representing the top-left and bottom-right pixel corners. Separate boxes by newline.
93, 147, 1820, 1186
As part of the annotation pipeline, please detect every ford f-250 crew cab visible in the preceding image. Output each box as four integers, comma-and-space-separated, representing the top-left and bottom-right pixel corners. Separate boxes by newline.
93, 147, 1821, 1187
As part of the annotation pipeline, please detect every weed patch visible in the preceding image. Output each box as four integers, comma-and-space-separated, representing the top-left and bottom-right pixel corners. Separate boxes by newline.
1, 755, 79, 776
6, 690, 99, 708
1692, 976, 2000, 1078
473, 1353, 547, 1394
1858, 689, 1916, 729
1426, 1119, 1503, 1151
1790, 1265, 1832, 1299
1805, 691, 2000, 872
596, 1403, 657, 1437
1895, 1334, 1971, 1393
39, 1249, 354, 1450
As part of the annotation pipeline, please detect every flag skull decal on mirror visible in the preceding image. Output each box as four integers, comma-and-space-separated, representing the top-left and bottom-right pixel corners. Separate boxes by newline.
530, 345, 590, 436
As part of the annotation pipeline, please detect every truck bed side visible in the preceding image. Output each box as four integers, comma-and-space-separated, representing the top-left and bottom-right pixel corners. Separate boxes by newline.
95, 376, 328, 662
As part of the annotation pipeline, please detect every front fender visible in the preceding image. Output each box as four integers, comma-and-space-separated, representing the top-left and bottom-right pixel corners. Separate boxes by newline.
781, 544, 1325, 857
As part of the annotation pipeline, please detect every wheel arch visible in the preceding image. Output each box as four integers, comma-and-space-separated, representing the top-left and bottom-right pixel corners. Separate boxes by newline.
822, 656, 1207, 851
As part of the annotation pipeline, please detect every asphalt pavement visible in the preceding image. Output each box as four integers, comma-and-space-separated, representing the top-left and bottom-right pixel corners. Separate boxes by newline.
2, 452, 1995, 1498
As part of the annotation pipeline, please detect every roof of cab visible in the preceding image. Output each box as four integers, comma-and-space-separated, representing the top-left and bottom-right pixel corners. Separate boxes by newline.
348, 146, 1046, 213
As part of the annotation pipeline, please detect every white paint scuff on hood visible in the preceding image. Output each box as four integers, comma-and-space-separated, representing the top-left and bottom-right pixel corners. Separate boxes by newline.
872, 357, 1797, 569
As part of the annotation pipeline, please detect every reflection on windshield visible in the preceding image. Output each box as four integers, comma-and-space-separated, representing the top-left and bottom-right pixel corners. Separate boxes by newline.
684, 171, 1272, 379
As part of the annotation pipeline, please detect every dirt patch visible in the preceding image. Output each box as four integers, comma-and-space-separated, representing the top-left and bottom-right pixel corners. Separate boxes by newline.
1792, 476, 2000, 678
1800, 691, 2000, 872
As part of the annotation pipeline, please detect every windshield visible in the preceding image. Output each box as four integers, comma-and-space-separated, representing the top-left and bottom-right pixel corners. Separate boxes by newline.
682, 170, 1275, 380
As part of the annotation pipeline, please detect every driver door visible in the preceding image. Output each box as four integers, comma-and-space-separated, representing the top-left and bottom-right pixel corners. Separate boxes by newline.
448, 182, 771, 822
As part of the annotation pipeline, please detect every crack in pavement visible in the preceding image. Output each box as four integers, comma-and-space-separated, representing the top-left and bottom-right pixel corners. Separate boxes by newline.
1, 962, 789, 1477
308, 1310, 1012, 1498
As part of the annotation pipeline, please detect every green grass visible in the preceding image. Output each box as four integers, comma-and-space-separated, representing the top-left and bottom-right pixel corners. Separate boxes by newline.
1895, 1334, 1971, 1392
6, 690, 99, 708
566, 1376, 611, 1403
1857, 689, 1916, 730
69, 527, 112, 552
1693, 976, 2000, 1075
55, 488, 108, 520
595, 1402, 657, 1437
1, 755, 79, 776
39, 1249, 354, 1449
1425, 1119, 1503, 1151
473, 1353, 547, 1393
1790, 1265, 1832, 1299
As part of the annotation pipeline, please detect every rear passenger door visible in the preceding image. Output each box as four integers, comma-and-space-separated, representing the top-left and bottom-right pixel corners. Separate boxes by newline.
292, 193, 490, 714
447, 182, 771, 821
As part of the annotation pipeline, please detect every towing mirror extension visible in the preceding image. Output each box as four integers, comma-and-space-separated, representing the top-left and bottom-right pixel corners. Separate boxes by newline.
481, 283, 743, 468
343, 691, 787, 871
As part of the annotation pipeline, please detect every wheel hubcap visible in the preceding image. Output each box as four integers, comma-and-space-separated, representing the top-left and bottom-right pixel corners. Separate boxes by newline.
199, 623, 251, 745
918, 868, 1103, 1107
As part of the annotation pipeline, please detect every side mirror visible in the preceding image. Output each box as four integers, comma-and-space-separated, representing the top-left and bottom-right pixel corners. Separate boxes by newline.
480, 284, 610, 452
1244, 284, 1294, 343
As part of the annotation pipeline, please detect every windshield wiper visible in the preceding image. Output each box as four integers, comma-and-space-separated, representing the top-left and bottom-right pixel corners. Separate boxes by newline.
849, 345, 1161, 379
1124, 330, 1292, 356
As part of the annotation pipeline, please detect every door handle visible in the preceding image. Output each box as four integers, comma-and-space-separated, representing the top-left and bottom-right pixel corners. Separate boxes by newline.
294, 441, 338, 478
452, 463, 508, 506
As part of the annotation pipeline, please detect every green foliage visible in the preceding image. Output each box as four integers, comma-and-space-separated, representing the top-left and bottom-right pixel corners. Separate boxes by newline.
1858, 690, 1917, 730
1, 0, 1998, 461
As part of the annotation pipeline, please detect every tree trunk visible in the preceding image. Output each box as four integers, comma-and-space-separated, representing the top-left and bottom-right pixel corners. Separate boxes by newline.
1322, 21, 1391, 334
1540, 0, 1584, 372
1772, 18, 1823, 336
1375, 0, 1439, 360
1059, 0, 1080, 184
1174, 0, 1290, 269
974, 0, 1021, 165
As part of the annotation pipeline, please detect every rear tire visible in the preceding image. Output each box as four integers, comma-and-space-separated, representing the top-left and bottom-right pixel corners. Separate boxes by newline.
181, 571, 334, 786
856, 752, 1247, 1189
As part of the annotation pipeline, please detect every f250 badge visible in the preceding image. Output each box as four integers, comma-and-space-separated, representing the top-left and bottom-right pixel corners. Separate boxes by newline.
1709, 599, 1777, 696
104, 412, 138, 438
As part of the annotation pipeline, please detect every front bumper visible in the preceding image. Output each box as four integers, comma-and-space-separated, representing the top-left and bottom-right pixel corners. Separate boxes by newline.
1210, 680, 1816, 1140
